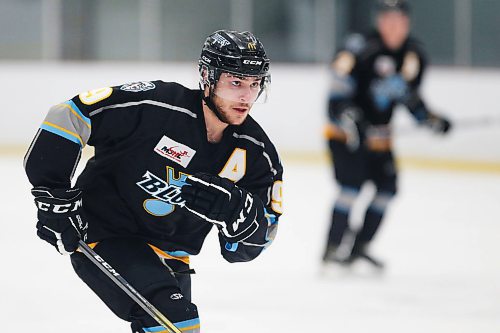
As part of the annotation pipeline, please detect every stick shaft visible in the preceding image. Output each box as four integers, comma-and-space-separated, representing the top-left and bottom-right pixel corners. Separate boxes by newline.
395, 115, 500, 136
77, 240, 181, 333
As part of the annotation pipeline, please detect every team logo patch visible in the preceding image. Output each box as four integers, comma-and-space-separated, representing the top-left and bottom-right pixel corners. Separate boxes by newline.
136, 168, 188, 216
154, 136, 196, 168
374, 56, 396, 77
120, 81, 156, 92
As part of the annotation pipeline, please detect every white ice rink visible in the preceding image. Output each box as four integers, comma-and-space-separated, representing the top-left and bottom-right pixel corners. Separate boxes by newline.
3, 156, 500, 333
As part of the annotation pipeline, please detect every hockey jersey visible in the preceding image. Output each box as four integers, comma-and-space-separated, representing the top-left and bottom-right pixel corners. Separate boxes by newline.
24, 80, 283, 263
328, 31, 432, 125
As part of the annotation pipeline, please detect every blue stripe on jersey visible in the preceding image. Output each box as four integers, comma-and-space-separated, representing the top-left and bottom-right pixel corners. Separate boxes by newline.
40, 123, 83, 147
166, 250, 191, 257
64, 100, 91, 126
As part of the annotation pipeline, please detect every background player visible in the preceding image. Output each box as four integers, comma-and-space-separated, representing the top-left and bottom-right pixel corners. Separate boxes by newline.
323, 0, 451, 267
24, 30, 283, 332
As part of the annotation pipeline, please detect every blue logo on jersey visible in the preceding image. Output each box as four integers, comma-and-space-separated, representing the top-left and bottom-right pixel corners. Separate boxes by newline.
370, 74, 408, 111
136, 167, 188, 216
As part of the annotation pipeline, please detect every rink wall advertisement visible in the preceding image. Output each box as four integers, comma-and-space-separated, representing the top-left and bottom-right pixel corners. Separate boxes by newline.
1, 62, 499, 165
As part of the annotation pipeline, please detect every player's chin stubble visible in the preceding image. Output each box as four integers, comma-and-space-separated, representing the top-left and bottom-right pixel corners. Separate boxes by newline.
216, 103, 249, 125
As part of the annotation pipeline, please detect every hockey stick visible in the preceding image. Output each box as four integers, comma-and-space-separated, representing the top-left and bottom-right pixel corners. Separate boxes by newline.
394, 115, 500, 136
77, 240, 182, 333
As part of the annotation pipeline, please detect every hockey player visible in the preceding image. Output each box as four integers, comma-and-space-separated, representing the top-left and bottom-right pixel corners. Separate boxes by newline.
323, 0, 451, 267
24, 30, 283, 333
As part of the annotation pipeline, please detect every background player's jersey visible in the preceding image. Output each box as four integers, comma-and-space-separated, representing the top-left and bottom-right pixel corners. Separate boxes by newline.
328, 31, 432, 126
24, 80, 283, 262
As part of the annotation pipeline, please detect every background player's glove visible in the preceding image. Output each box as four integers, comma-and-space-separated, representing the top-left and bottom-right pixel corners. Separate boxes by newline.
427, 114, 452, 134
31, 187, 88, 255
338, 108, 361, 151
181, 173, 261, 243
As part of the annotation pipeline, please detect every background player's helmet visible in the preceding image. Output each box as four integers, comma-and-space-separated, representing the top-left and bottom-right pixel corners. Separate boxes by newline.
376, 0, 410, 15
199, 30, 271, 103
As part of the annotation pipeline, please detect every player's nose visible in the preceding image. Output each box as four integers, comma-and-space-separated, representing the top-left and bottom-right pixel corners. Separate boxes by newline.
239, 87, 254, 103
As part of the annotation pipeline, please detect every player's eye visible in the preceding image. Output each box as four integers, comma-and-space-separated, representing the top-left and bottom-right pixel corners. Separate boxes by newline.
231, 80, 241, 87
250, 82, 260, 89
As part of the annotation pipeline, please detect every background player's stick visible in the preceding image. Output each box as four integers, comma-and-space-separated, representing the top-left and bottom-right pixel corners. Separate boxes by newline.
395, 115, 500, 136
77, 240, 182, 333
436, 115, 500, 130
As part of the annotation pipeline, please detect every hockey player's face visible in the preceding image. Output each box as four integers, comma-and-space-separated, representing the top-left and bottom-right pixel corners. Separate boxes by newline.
211, 73, 262, 125
215, 73, 262, 103
377, 11, 410, 50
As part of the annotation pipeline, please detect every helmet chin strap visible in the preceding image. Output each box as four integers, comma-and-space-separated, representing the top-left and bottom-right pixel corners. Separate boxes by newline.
203, 87, 229, 124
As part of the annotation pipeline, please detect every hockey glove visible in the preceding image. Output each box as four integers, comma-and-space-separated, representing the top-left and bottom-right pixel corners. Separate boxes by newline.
180, 173, 261, 243
426, 114, 452, 134
32, 187, 88, 255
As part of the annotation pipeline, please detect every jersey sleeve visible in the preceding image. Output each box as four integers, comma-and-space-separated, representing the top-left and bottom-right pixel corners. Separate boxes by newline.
24, 81, 160, 188
327, 33, 365, 122
218, 137, 283, 263
398, 41, 435, 123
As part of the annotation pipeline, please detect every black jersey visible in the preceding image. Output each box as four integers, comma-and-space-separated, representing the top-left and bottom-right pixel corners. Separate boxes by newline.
328, 31, 432, 126
24, 80, 283, 262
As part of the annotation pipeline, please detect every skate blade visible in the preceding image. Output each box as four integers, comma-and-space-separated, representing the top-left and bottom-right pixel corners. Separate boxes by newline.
318, 260, 353, 279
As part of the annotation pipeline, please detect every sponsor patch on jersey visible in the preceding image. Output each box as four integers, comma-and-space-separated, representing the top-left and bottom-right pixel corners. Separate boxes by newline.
154, 136, 196, 168
120, 81, 156, 92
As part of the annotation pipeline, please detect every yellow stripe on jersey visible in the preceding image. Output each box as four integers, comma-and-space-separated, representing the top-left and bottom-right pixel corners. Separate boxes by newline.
148, 244, 190, 265
42, 121, 84, 147
57, 103, 91, 129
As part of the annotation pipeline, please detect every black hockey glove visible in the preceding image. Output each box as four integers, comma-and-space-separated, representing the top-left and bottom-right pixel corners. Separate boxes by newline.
180, 173, 261, 243
31, 187, 88, 255
427, 114, 452, 134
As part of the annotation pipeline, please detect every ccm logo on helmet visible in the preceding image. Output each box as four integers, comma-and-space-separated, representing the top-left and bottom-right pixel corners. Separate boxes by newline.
243, 60, 263, 65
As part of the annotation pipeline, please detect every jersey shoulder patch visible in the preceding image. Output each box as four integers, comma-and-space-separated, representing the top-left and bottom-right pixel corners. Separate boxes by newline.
119, 81, 156, 92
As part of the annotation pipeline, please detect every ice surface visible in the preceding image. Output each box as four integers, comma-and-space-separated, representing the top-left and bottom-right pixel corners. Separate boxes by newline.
3, 156, 500, 332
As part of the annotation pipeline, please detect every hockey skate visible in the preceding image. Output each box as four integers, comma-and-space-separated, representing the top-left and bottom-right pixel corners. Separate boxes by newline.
319, 244, 354, 278
321, 244, 352, 266
345, 241, 385, 269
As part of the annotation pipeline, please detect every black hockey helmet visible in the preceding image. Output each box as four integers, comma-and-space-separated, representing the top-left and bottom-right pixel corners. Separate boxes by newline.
376, 0, 410, 15
199, 30, 271, 103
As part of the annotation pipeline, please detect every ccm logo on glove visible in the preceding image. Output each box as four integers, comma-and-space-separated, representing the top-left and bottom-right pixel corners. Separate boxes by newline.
36, 199, 83, 214
180, 173, 262, 243
233, 193, 254, 232
31, 187, 88, 255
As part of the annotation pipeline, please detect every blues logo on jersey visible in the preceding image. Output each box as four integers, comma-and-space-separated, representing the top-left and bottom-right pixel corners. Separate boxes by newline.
136, 167, 188, 216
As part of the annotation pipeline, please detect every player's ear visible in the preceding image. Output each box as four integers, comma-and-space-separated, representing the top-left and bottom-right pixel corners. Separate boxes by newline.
200, 67, 211, 95
200, 66, 210, 86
